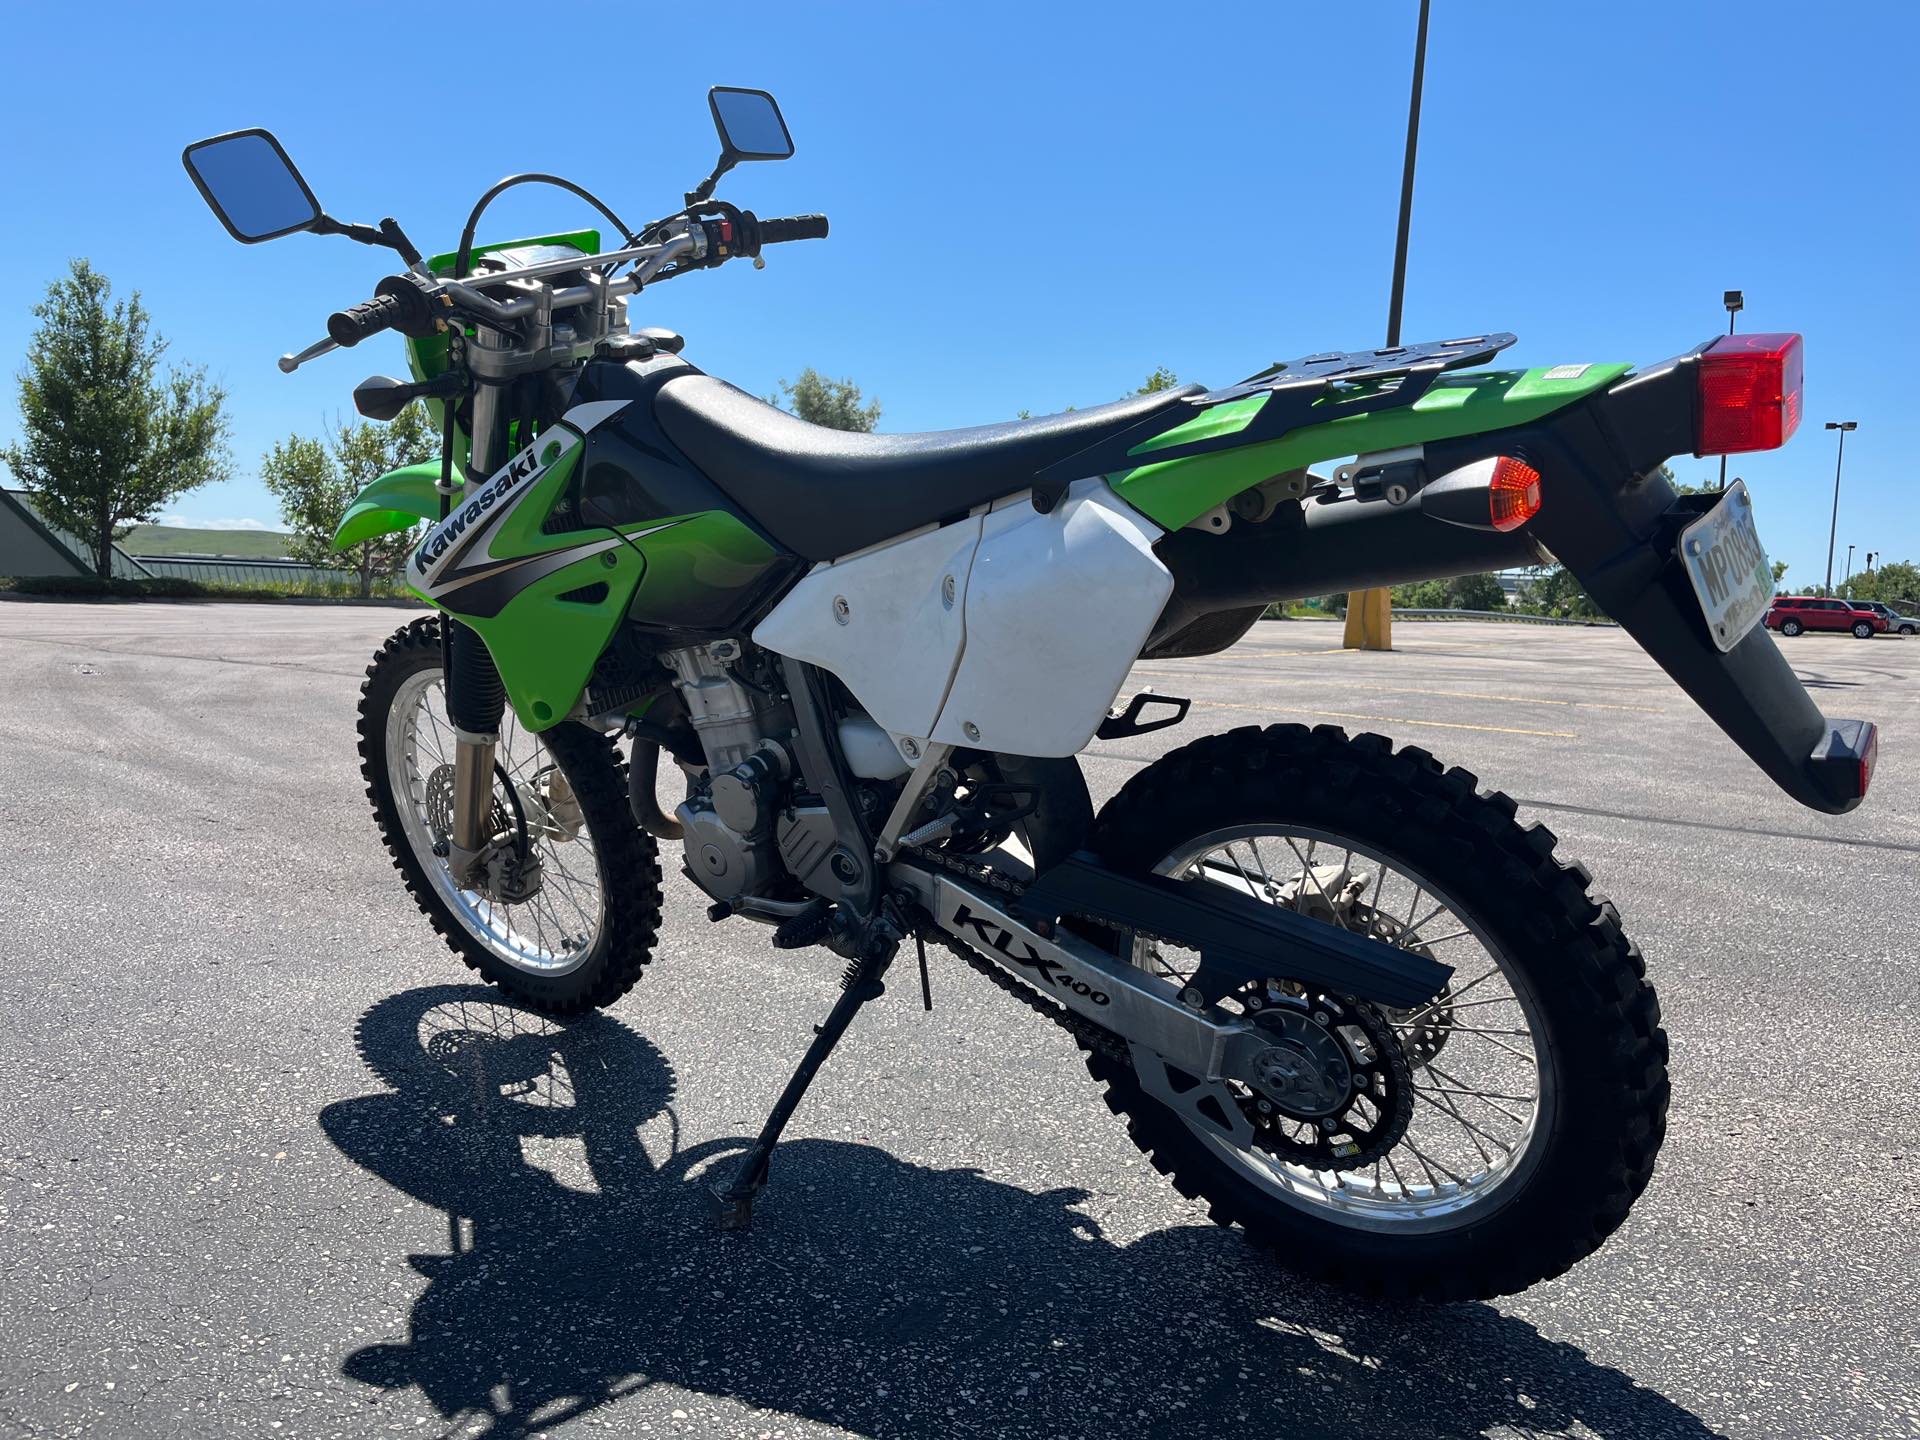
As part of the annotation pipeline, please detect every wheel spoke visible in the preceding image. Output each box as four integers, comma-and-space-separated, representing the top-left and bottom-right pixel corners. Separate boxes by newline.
1283, 836, 1338, 916
386, 667, 604, 977
1131, 822, 1547, 1227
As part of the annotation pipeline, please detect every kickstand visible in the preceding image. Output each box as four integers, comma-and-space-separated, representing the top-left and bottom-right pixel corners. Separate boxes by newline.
711, 931, 898, 1232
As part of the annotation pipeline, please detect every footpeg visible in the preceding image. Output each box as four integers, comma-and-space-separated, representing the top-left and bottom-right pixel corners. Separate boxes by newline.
771, 898, 834, 949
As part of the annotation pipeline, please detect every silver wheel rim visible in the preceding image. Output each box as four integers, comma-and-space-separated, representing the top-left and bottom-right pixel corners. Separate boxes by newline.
385, 667, 606, 977
1137, 825, 1554, 1233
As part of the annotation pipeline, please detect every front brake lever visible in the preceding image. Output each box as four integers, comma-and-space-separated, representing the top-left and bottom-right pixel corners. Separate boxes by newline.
278, 336, 340, 374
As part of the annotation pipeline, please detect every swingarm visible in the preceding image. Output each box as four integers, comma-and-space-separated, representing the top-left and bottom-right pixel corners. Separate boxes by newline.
894, 859, 1450, 1084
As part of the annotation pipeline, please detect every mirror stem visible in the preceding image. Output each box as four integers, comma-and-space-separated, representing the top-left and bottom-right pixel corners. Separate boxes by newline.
685, 156, 737, 209
311, 213, 423, 268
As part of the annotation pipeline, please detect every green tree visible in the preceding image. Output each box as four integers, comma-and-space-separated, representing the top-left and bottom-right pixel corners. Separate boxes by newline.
1847, 559, 1920, 605
777, 368, 880, 432
261, 403, 436, 597
1132, 366, 1180, 395
1388, 573, 1508, 611
1521, 564, 1608, 620
1449, 572, 1508, 611
2, 260, 230, 577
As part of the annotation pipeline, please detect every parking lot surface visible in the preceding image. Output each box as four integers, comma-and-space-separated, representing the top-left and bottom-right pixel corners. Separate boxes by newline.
2, 605, 1915, 1439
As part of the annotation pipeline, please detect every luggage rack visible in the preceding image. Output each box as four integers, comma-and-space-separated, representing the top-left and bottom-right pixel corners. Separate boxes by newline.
1032, 332, 1517, 510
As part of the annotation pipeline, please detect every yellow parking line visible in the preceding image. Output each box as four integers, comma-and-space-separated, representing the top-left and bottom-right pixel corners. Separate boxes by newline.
1144, 666, 1661, 714
1278, 679, 1662, 714
1189, 696, 1576, 739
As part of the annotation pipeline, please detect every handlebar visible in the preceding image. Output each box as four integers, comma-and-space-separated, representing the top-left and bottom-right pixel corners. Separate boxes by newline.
327, 292, 406, 348
286, 209, 828, 371
755, 213, 829, 247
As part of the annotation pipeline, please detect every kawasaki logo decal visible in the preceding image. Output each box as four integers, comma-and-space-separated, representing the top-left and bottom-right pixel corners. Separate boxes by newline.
406, 415, 678, 619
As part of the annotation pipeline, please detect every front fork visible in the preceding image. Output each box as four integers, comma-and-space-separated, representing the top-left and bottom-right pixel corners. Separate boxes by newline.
443, 335, 511, 886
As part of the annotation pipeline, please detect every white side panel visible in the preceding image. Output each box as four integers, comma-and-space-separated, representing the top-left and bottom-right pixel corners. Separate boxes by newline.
930, 480, 1171, 757
753, 515, 983, 743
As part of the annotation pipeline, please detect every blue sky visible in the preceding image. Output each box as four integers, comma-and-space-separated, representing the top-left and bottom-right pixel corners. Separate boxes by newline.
2, 1, 1914, 587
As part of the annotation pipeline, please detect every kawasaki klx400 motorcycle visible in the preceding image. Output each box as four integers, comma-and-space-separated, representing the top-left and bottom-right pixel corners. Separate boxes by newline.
184, 89, 1876, 1300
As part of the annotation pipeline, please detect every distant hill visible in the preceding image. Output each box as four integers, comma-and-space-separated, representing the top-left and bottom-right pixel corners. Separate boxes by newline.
121, 525, 295, 560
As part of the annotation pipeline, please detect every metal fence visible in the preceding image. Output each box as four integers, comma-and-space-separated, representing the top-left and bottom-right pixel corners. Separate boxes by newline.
134, 557, 364, 587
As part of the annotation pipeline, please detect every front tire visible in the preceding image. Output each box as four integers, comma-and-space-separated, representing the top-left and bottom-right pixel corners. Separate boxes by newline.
357, 617, 662, 1015
1081, 724, 1669, 1300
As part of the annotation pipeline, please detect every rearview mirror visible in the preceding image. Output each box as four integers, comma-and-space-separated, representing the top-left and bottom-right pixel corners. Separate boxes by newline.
181, 129, 322, 243
709, 87, 794, 162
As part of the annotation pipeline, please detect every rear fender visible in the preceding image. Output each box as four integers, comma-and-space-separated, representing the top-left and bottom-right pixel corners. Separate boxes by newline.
332, 462, 442, 550
1420, 360, 1873, 814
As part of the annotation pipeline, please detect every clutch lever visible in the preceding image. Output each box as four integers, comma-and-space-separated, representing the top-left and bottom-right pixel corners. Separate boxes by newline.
278, 336, 341, 374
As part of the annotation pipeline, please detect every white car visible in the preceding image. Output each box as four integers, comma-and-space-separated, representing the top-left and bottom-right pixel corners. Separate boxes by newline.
1861, 602, 1919, 635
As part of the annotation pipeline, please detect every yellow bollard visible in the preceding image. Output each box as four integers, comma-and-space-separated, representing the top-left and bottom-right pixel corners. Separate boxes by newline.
1343, 587, 1393, 650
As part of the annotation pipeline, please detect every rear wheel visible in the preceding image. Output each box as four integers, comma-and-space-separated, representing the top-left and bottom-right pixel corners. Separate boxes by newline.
358, 617, 662, 1015
1780, 618, 1804, 636
1852, 620, 1874, 639
1080, 724, 1668, 1300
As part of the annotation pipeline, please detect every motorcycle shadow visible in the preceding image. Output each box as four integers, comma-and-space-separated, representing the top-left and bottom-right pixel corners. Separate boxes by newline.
321, 985, 1720, 1440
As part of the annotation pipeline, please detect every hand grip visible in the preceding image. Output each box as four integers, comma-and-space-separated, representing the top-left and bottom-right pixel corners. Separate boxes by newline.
327, 292, 405, 348
757, 214, 829, 245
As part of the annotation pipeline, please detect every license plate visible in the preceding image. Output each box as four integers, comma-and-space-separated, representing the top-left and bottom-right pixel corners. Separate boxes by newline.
1680, 480, 1773, 653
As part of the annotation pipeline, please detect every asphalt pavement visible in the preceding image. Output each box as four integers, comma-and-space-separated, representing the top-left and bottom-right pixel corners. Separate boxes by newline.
1, 604, 1915, 1439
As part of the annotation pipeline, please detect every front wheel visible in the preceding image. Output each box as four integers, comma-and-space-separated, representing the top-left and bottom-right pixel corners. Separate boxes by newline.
1852, 621, 1875, 639
1081, 724, 1669, 1300
357, 617, 662, 1015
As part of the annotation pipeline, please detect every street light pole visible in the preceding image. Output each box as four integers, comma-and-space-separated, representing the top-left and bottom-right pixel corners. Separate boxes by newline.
1846, 544, 1856, 588
1823, 420, 1858, 596
1350, 0, 1432, 653
1717, 290, 1742, 490
1385, 0, 1432, 350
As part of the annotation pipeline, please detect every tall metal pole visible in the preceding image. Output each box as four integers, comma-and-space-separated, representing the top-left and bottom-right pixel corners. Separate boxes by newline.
1845, 544, 1856, 588
1350, 0, 1431, 653
1823, 421, 1856, 596
1385, 0, 1432, 349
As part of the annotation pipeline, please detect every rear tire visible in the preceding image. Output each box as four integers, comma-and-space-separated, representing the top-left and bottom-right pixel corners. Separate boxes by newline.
1080, 723, 1669, 1301
1780, 618, 1804, 636
357, 617, 662, 1015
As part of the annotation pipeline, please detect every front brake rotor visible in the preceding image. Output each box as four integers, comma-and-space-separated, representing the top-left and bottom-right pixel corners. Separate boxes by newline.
423, 762, 541, 901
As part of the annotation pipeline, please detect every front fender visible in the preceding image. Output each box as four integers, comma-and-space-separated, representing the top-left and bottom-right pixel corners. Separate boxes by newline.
332, 462, 442, 551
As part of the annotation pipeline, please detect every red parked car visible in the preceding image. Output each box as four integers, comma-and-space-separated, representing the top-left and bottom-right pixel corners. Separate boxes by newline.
1765, 596, 1889, 639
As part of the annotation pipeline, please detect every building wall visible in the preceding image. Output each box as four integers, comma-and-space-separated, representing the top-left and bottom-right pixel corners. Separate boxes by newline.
0, 489, 88, 577
0, 489, 152, 578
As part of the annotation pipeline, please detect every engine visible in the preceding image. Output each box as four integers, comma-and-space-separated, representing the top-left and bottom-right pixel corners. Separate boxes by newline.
662, 640, 797, 902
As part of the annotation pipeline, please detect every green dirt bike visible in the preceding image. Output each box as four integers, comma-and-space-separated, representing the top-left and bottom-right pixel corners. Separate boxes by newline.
184, 88, 1876, 1300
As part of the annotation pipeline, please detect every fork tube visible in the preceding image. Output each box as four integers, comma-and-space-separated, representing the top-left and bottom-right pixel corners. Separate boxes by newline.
446, 327, 514, 880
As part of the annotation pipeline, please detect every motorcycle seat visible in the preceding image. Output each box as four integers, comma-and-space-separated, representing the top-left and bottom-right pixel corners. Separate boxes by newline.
653, 374, 1202, 561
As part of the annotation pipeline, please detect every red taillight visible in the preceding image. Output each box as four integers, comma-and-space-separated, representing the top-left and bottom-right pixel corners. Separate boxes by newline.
1696, 332, 1804, 455
1859, 723, 1879, 799
1487, 456, 1543, 531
